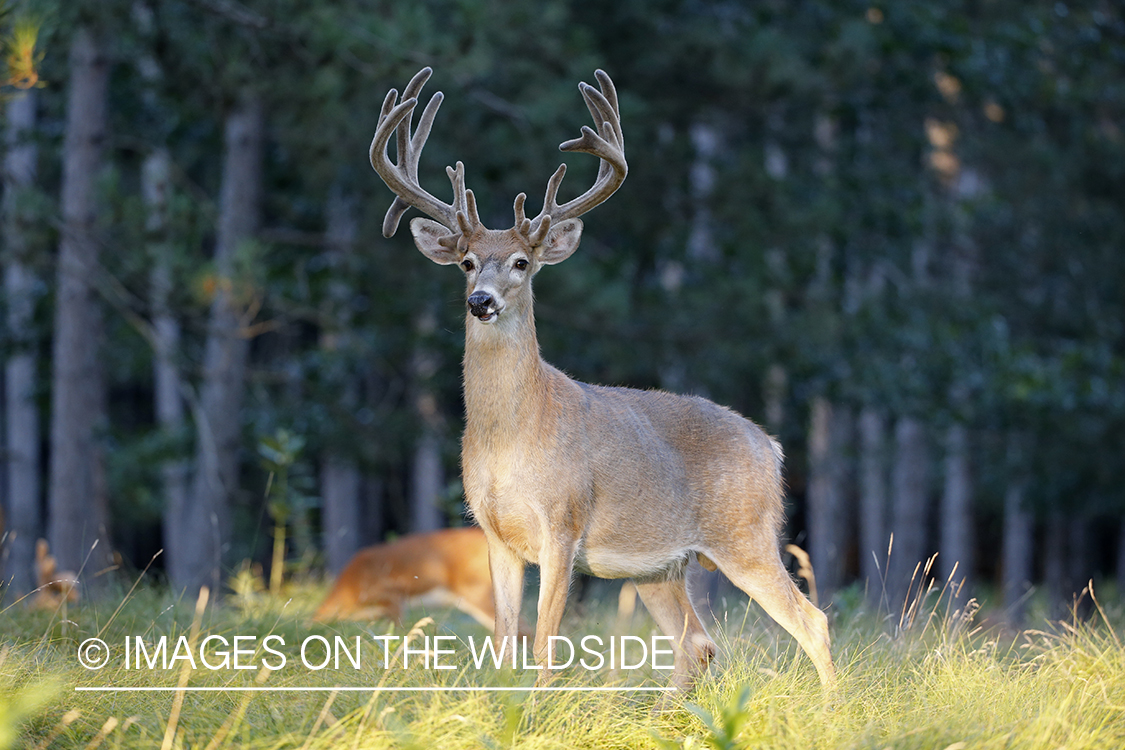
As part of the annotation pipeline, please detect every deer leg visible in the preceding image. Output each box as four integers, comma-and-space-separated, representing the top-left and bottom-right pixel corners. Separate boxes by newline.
718, 554, 837, 687
452, 578, 498, 633
487, 539, 526, 655
633, 578, 716, 691
533, 541, 577, 674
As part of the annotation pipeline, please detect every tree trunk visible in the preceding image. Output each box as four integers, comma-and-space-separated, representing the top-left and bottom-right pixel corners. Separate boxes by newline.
807, 397, 851, 603
1045, 512, 1091, 618
48, 27, 112, 579
144, 145, 191, 580
1002, 434, 1033, 625
410, 424, 443, 532
322, 455, 361, 573
361, 473, 385, 546
858, 407, 888, 605
1044, 508, 1066, 617
319, 184, 362, 574
175, 92, 263, 596
409, 306, 444, 533
888, 417, 930, 610
1068, 515, 1091, 618
762, 364, 787, 433
2, 89, 40, 594
360, 367, 387, 545
940, 423, 973, 598
131, 0, 190, 581
686, 122, 719, 263
939, 153, 979, 605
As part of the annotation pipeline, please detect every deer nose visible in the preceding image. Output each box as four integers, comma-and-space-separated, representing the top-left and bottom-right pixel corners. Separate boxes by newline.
467, 291, 494, 318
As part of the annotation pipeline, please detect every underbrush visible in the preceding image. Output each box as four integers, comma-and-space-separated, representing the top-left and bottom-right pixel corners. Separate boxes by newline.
2, 573, 1123, 749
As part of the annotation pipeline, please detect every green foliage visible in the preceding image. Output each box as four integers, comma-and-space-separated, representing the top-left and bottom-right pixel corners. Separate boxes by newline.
11, 0, 1125, 593
0, 679, 56, 750
0, 0, 41, 93
684, 685, 752, 750
257, 427, 316, 589
257, 427, 308, 528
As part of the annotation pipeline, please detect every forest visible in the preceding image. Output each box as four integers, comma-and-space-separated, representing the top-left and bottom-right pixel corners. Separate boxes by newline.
1, 0, 1123, 624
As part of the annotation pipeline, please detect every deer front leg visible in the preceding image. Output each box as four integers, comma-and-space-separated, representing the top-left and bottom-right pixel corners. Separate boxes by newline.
534, 540, 577, 680
487, 537, 526, 655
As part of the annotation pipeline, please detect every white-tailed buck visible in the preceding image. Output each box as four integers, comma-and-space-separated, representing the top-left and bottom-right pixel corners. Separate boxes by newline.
369, 68, 836, 689
313, 527, 500, 631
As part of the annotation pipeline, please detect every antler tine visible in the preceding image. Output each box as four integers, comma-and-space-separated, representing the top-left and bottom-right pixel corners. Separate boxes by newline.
370, 67, 462, 237
593, 69, 620, 134
581, 73, 624, 183
529, 70, 627, 236
527, 213, 552, 247
580, 70, 624, 156
513, 193, 532, 235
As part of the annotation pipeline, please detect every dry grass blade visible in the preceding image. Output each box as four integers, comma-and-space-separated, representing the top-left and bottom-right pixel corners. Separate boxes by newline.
202, 666, 272, 750
160, 586, 210, 750
31, 708, 81, 750
299, 690, 340, 749
82, 716, 118, 750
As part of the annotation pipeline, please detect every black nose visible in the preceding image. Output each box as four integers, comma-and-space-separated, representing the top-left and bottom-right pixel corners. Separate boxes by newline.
467, 291, 493, 317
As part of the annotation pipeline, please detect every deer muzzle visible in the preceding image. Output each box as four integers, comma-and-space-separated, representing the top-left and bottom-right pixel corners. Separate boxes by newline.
467, 290, 500, 322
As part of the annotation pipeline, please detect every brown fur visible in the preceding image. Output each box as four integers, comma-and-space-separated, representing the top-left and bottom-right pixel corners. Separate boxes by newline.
313, 528, 501, 631
32, 539, 80, 609
370, 68, 836, 690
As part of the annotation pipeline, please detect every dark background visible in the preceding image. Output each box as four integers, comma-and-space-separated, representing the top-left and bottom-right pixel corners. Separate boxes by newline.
1, 0, 1122, 622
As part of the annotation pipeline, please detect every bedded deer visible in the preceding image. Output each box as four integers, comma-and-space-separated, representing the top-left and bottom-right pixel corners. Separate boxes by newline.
368, 68, 836, 689
32, 539, 80, 610
313, 527, 499, 630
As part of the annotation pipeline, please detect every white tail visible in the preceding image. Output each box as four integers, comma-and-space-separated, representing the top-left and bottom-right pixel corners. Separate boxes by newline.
369, 68, 836, 689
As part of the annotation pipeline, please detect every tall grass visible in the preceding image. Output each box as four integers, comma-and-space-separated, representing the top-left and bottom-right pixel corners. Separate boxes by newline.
2, 571, 1123, 749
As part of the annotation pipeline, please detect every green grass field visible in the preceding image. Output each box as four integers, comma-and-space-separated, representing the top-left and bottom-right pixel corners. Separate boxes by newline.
3, 573, 1124, 749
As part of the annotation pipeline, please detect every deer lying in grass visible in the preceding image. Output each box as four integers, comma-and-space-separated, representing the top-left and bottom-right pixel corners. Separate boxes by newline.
32, 538, 80, 609
368, 68, 836, 689
314, 527, 500, 631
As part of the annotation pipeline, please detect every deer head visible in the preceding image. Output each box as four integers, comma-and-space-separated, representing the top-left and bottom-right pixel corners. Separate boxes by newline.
369, 68, 627, 325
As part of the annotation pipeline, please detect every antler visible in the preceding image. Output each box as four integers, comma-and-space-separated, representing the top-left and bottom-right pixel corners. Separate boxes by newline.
369, 67, 480, 238
527, 70, 628, 238
371, 68, 625, 244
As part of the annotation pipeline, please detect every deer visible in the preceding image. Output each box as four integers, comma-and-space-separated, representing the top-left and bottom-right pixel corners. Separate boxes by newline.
367, 67, 836, 690
313, 527, 502, 631
32, 538, 80, 610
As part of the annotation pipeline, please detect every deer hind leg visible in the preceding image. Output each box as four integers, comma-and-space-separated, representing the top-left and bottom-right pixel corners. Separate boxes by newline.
717, 553, 837, 687
633, 577, 716, 691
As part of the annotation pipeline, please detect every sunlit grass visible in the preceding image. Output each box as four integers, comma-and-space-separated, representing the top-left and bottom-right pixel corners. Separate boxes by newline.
2, 573, 1124, 749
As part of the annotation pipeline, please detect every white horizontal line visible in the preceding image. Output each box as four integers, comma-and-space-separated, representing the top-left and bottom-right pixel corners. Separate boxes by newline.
75, 686, 675, 693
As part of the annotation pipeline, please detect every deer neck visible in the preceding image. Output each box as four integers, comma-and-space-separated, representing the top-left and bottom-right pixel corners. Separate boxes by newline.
462, 301, 548, 445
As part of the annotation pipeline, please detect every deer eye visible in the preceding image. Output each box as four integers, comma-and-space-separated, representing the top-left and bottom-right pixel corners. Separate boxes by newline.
513, 258, 529, 271
460, 259, 474, 272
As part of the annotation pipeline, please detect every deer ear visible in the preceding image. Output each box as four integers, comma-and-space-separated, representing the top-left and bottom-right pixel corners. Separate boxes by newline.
537, 218, 583, 265
410, 217, 462, 265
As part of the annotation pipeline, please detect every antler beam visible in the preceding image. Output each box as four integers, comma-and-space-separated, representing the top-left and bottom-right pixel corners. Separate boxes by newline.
369, 67, 479, 237
528, 70, 627, 236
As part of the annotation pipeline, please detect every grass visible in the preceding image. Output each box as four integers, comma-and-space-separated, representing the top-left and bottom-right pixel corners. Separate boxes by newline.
2, 571, 1124, 749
